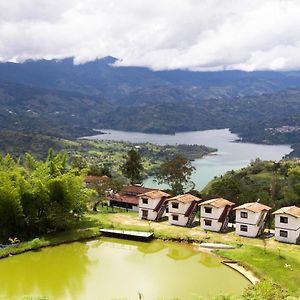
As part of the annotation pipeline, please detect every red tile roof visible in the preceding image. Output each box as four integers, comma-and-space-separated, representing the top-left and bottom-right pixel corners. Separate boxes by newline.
273, 206, 300, 218
234, 202, 271, 213
123, 185, 157, 195
200, 198, 235, 208
110, 193, 139, 205
108, 185, 157, 206
138, 190, 171, 199
167, 194, 201, 203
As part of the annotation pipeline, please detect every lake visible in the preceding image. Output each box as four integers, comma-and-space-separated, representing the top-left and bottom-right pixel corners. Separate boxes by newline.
0, 237, 249, 299
86, 129, 292, 190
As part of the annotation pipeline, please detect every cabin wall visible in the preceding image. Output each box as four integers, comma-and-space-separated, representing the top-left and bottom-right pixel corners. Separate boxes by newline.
108, 200, 139, 212
201, 205, 223, 219
169, 213, 189, 226
274, 214, 300, 244
139, 197, 161, 210
168, 201, 190, 214
235, 209, 267, 237
235, 210, 260, 224
200, 218, 222, 232
235, 223, 259, 237
168, 201, 192, 226
200, 205, 224, 232
138, 209, 158, 221
138, 197, 163, 220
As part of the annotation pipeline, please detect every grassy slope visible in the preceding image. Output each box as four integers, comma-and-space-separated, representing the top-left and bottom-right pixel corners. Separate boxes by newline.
201, 160, 300, 211
216, 245, 300, 296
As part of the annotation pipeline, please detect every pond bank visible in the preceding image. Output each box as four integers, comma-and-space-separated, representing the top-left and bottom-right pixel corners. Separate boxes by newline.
1, 211, 300, 296
222, 261, 259, 285
0, 218, 259, 288
91, 210, 300, 296
0, 227, 101, 260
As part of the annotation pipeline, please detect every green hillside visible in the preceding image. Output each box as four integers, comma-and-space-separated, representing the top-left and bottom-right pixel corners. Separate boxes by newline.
203, 158, 300, 209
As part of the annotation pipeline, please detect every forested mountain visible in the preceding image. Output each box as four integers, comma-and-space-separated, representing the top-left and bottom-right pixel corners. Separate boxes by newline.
1, 57, 300, 100
0, 57, 300, 157
0, 80, 110, 137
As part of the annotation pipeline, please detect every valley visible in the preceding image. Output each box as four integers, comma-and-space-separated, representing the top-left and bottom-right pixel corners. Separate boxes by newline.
0, 58, 300, 159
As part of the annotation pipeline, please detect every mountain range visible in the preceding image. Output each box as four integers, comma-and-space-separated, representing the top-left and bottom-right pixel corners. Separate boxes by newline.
0, 57, 300, 157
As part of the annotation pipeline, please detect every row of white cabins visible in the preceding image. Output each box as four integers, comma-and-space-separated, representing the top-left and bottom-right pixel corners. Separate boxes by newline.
135, 189, 300, 244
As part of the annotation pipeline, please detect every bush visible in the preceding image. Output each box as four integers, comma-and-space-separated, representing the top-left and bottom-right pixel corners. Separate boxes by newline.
30, 238, 43, 250
242, 280, 288, 300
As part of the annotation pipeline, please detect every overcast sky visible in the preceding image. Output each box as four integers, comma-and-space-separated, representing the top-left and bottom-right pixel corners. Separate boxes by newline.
0, 0, 300, 71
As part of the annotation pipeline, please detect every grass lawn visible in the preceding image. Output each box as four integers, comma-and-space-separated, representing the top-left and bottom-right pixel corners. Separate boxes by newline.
216, 245, 300, 296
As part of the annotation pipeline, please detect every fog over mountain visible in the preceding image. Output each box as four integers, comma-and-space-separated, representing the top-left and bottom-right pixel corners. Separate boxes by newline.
1, 0, 300, 71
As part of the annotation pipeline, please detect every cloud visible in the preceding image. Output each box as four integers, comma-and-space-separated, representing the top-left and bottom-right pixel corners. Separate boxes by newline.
0, 0, 300, 71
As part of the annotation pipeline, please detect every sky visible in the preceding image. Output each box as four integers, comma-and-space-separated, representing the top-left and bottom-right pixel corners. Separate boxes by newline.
0, 0, 300, 71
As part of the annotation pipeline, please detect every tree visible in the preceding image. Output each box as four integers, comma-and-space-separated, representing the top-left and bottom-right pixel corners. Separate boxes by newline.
242, 280, 288, 300
283, 166, 300, 206
155, 154, 195, 195
0, 151, 88, 241
121, 149, 144, 184
88, 164, 112, 177
89, 177, 124, 211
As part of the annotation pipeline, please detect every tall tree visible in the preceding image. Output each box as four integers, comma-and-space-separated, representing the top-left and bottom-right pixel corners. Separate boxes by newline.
88, 177, 124, 211
0, 151, 88, 241
155, 154, 195, 195
121, 149, 144, 184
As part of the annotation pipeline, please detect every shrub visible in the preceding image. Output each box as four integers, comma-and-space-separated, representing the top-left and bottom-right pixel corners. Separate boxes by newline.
242, 280, 288, 300
30, 238, 43, 250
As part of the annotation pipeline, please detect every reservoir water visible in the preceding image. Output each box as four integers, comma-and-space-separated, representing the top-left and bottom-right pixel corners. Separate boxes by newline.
86, 129, 292, 190
0, 237, 249, 299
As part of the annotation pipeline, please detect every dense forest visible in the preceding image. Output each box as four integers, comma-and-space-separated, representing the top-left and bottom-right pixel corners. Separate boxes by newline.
0, 151, 88, 242
203, 158, 300, 209
0, 58, 300, 158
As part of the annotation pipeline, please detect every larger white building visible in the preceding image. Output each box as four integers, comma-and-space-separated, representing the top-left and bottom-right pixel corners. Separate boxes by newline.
138, 190, 170, 221
200, 198, 235, 232
167, 194, 201, 227
234, 202, 271, 237
273, 206, 300, 244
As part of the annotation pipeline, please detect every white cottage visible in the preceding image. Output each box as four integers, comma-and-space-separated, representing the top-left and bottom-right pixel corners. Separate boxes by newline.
138, 190, 171, 221
200, 198, 235, 232
273, 206, 300, 244
167, 194, 201, 227
234, 202, 271, 237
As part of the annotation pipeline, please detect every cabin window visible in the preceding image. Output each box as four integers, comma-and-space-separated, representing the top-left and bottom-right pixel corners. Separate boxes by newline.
204, 207, 212, 214
280, 230, 288, 238
240, 225, 248, 232
240, 212, 248, 219
172, 214, 179, 221
204, 219, 212, 226
142, 210, 148, 219
142, 198, 148, 205
172, 202, 179, 209
280, 216, 288, 224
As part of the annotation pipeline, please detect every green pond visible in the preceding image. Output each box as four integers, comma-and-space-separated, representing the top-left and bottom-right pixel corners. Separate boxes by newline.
0, 237, 249, 300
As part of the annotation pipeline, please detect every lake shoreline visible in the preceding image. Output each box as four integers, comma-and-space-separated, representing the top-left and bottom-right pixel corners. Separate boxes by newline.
84, 128, 292, 190
86, 127, 294, 147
